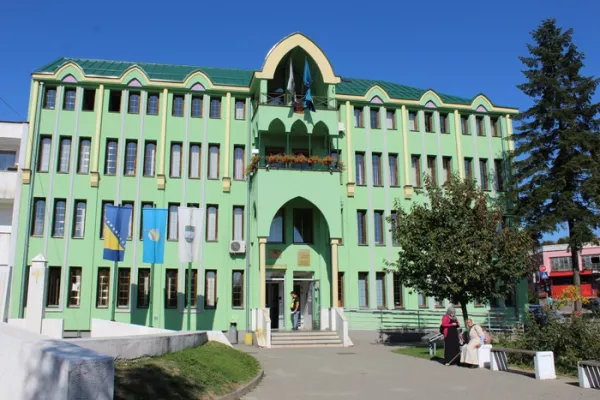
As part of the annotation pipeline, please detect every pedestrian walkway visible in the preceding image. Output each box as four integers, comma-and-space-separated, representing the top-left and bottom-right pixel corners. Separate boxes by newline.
241, 332, 597, 400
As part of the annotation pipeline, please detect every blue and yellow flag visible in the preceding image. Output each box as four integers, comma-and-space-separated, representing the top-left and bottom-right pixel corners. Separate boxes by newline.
103, 205, 132, 262
142, 208, 167, 264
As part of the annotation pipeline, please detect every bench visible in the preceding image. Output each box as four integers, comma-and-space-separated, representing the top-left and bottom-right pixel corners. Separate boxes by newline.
424, 332, 444, 356
490, 348, 556, 380
578, 360, 600, 389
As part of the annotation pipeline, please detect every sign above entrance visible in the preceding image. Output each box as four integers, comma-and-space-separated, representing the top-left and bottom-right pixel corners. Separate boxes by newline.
298, 250, 310, 266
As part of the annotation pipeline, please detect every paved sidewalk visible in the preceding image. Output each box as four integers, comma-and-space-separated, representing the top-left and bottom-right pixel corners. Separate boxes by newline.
241, 332, 596, 400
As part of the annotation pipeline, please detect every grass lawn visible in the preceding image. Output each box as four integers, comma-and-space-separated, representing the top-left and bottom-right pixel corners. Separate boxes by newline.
393, 346, 441, 360
115, 342, 260, 400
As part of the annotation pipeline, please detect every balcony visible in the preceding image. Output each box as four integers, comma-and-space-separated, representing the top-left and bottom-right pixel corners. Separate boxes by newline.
252, 93, 338, 134
0, 171, 18, 200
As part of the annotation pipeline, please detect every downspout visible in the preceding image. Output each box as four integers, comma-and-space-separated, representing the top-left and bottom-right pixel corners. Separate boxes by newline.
18, 82, 44, 318
245, 97, 252, 333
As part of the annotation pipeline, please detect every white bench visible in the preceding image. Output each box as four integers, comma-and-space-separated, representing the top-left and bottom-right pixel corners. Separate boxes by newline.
477, 344, 493, 368
578, 360, 600, 389
490, 348, 556, 380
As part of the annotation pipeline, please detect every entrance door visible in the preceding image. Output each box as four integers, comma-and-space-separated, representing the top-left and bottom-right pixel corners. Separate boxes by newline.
311, 280, 320, 330
266, 282, 283, 330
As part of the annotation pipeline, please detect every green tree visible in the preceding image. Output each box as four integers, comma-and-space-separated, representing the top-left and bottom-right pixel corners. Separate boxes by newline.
512, 19, 600, 312
387, 176, 534, 324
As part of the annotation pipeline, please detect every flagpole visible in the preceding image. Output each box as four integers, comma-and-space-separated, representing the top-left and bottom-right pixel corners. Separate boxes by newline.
111, 260, 118, 321
149, 263, 154, 327
187, 262, 192, 331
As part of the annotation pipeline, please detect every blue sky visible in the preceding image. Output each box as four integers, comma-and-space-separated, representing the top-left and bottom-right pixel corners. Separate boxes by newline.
1, 0, 599, 239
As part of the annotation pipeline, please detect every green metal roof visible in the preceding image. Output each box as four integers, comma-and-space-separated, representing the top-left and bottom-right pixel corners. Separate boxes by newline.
35, 57, 491, 105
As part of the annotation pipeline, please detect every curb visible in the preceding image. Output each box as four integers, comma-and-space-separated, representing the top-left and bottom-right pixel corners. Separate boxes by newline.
217, 369, 265, 400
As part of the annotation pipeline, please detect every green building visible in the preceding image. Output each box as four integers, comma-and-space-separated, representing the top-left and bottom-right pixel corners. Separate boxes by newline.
8, 33, 523, 334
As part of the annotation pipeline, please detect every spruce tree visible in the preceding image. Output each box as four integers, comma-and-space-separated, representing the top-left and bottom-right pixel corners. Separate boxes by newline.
513, 19, 600, 312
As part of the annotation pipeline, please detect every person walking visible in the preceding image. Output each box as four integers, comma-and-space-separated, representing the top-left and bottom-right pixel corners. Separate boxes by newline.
440, 306, 461, 366
460, 318, 485, 368
290, 291, 300, 330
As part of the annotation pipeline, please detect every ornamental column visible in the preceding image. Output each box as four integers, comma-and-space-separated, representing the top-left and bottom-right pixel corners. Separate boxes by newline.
331, 238, 340, 308
259, 237, 267, 308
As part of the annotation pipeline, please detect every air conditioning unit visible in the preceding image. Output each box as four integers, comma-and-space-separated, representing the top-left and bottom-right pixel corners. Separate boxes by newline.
338, 121, 345, 132
229, 240, 246, 254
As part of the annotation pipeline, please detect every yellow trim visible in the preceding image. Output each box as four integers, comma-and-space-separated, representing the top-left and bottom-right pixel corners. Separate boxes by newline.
92, 84, 105, 174
259, 237, 268, 308
24, 81, 40, 170
419, 90, 444, 106
158, 88, 168, 176
224, 92, 231, 179
401, 105, 411, 185
364, 85, 391, 103
506, 114, 515, 151
345, 101, 354, 184
256, 33, 340, 84
454, 110, 464, 178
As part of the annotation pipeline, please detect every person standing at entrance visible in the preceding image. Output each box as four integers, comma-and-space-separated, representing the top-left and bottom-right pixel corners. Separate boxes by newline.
290, 291, 300, 330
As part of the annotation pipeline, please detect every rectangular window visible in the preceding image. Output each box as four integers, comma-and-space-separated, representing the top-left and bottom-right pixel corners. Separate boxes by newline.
232, 271, 244, 308
52, 199, 66, 237
442, 156, 452, 184
370, 108, 380, 129
476, 116, 485, 136
461, 115, 470, 135
105, 139, 118, 175
357, 210, 367, 245
38, 136, 51, 172
233, 206, 244, 241
96, 268, 110, 308
143, 141, 156, 176
268, 208, 284, 243
376, 272, 386, 308
354, 107, 363, 127
191, 96, 202, 118
82, 88, 95, 111
491, 117, 501, 137
424, 112, 434, 132
418, 292, 428, 308
434, 298, 444, 308
165, 269, 178, 308
337, 272, 345, 307
137, 268, 151, 308
427, 156, 437, 186
128, 91, 140, 114
205, 270, 217, 308
124, 140, 137, 176
389, 154, 399, 187
184, 269, 198, 308
374, 210, 384, 245
293, 208, 313, 244
31, 198, 46, 236
168, 203, 179, 241
408, 111, 418, 131
170, 142, 182, 178
0, 150, 16, 171
234, 146, 245, 180
189, 143, 201, 179
58, 137, 71, 173
72, 200, 86, 238
117, 268, 130, 308
494, 159, 504, 192
411, 155, 421, 187
358, 272, 369, 308
393, 274, 403, 308
63, 88, 76, 111
99, 201, 113, 239
550, 257, 572, 272
208, 145, 220, 179
122, 202, 134, 240
43, 86, 57, 109
464, 158, 473, 181
479, 159, 489, 190
235, 99, 245, 120
391, 211, 398, 246
147, 93, 160, 115
46, 267, 61, 307
206, 205, 218, 241
210, 97, 221, 118
356, 152, 365, 185
77, 138, 91, 174
109, 90, 122, 113
172, 95, 184, 117
68, 267, 82, 308
139, 202, 154, 240
583, 255, 600, 270
372, 153, 382, 186
440, 113, 449, 133
386, 110, 395, 129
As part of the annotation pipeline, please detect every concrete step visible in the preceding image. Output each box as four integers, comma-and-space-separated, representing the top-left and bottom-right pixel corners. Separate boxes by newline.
271, 343, 346, 348
271, 331, 338, 337
271, 335, 340, 341
272, 337, 342, 344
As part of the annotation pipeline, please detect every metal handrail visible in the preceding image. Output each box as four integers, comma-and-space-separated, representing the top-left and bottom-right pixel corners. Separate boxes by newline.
259, 93, 335, 110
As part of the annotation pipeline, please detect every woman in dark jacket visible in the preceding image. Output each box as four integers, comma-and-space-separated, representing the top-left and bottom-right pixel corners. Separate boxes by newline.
440, 306, 460, 366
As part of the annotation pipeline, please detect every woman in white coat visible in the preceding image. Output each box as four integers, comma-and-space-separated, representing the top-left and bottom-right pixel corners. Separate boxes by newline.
460, 318, 484, 367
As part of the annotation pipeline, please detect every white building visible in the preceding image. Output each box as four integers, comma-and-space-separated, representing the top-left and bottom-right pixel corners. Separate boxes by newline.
0, 121, 28, 321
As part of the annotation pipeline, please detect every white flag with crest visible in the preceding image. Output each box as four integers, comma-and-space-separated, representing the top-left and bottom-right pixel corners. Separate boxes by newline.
287, 58, 295, 100
178, 207, 203, 263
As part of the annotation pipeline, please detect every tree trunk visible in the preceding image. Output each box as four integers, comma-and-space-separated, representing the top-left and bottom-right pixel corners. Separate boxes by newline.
460, 300, 469, 329
568, 220, 582, 313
